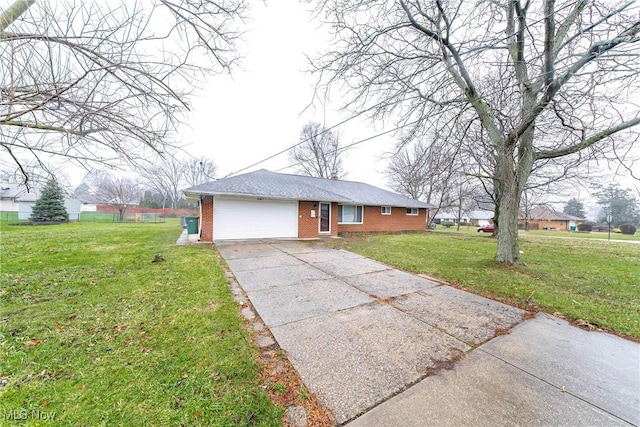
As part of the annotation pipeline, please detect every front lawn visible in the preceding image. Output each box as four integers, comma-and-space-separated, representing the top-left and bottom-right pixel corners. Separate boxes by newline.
436, 225, 639, 241
327, 231, 640, 340
0, 221, 282, 425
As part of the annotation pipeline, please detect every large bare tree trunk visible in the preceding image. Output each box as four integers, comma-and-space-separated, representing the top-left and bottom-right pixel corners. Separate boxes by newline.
495, 124, 536, 264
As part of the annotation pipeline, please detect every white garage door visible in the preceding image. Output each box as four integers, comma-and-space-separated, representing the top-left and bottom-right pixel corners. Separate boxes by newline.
214, 197, 298, 240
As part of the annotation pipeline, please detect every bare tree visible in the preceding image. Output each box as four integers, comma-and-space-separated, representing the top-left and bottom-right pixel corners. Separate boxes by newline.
86, 172, 141, 221
386, 141, 431, 200
290, 122, 344, 178
0, 159, 66, 188
1, 0, 245, 186
140, 157, 187, 209
387, 138, 463, 226
184, 157, 217, 187
310, 0, 640, 264
387, 113, 476, 226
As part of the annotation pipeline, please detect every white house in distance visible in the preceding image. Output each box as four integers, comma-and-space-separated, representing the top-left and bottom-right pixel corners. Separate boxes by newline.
75, 193, 100, 212
434, 209, 470, 224
433, 209, 494, 226
0, 180, 25, 212
0, 180, 82, 220
469, 210, 494, 227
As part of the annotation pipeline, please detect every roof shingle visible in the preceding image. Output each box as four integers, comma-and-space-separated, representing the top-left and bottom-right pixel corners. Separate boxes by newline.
184, 169, 431, 209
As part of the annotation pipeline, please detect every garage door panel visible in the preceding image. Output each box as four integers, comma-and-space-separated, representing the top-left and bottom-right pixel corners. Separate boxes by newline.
214, 197, 298, 240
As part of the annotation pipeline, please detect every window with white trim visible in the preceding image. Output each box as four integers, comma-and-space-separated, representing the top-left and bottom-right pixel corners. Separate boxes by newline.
381, 206, 391, 215
338, 205, 363, 223
406, 208, 419, 216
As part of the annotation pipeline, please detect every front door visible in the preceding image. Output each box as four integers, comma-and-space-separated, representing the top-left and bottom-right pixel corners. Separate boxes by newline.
319, 202, 331, 233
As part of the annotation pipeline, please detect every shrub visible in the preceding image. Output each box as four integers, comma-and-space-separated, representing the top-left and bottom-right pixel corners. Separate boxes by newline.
618, 224, 637, 235
441, 221, 455, 228
577, 223, 592, 232
30, 178, 68, 222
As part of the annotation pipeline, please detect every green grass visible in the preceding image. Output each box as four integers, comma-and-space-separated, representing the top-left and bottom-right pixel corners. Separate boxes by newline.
78, 212, 117, 222
327, 231, 640, 340
437, 225, 639, 241
523, 230, 639, 241
0, 220, 282, 426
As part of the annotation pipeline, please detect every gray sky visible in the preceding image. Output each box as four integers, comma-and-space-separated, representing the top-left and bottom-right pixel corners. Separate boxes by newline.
180, 1, 638, 208
2, 0, 637, 219
181, 1, 394, 190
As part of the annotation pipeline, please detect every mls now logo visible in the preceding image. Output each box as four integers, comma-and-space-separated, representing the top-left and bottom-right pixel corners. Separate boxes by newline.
4, 409, 56, 421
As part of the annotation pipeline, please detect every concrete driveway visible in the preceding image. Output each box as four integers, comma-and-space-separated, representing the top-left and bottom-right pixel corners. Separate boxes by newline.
216, 239, 639, 426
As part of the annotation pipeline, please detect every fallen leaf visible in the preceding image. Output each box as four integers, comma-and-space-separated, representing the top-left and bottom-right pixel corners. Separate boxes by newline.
25, 338, 41, 347
39, 398, 50, 407
113, 323, 127, 333
193, 411, 202, 419
575, 319, 597, 330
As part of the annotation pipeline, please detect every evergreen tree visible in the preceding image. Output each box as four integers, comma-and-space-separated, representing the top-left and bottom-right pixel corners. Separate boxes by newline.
30, 178, 69, 222
563, 198, 586, 219
593, 183, 640, 227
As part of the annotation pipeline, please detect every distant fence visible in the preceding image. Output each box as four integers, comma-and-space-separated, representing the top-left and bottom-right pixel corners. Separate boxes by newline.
1, 211, 170, 223
0, 212, 19, 222
96, 205, 196, 218
113, 213, 165, 223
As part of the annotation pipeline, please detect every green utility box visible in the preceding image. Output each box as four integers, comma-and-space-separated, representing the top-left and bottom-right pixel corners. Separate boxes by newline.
185, 216, 199, 234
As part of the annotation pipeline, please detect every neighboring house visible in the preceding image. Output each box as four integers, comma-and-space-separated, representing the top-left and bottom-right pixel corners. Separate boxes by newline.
520, 205, 584, 231
0, 181, 81, 220
64, 199, 82, 220
183, 169, 433, 241
16, 188, 82, 221
15, 187, 41, 220
0, 180, 28, 212
469, 210, 494, 227
433, 210, 470, 224
75, 193, 100, 212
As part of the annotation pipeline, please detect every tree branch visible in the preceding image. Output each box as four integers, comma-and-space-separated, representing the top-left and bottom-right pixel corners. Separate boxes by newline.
0, 0, 33, 33
506, 18, 640, 146
535, 117, 640, 160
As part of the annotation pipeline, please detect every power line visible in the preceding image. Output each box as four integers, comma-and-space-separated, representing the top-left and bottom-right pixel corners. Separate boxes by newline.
222, 111, 368, 178
275, 118, 422, 173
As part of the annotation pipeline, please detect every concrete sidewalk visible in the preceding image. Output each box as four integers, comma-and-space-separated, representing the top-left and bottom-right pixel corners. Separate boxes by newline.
217, 240, 640, 426
350, 313, 639, 426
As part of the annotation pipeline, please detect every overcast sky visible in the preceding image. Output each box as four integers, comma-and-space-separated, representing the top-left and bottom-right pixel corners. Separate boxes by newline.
181, 1, 395, 190
179, 1, 638, 208
3, 0, 636, 219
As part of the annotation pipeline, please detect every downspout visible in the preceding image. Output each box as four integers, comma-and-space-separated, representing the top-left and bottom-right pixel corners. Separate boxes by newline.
198, 196, 203, 241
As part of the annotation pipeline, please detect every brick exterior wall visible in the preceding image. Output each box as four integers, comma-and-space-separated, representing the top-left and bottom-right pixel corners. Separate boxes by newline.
337, 206, 427, 234
298, 201, 318, 238
201, 197, 427, 241
200, 196, 214, 242
519, 219, 570, 231
298, 201, 338, 238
